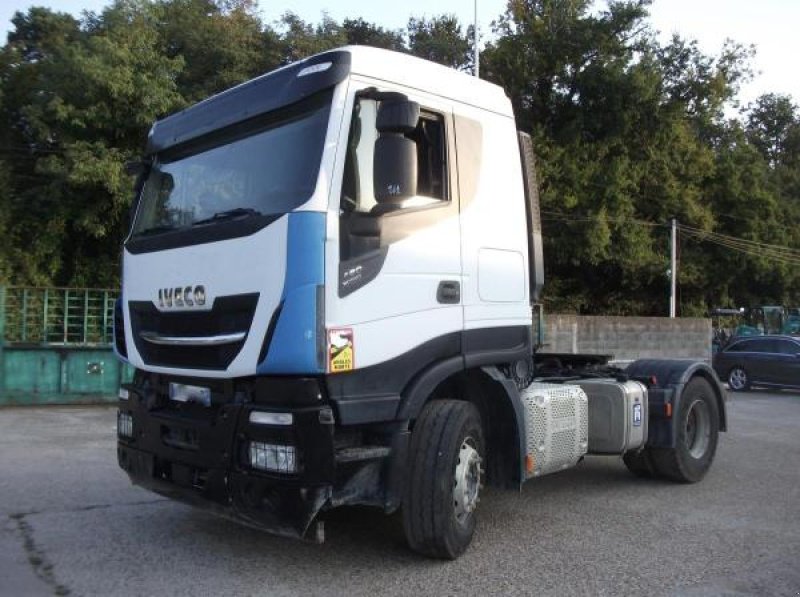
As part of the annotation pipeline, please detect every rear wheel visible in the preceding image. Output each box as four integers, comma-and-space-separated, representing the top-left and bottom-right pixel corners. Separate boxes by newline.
728, 367, 750, 391
402, 400, 484, 559
650, 377, 720, 483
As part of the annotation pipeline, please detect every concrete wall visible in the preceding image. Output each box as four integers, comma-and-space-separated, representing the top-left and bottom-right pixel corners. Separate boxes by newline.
544, 315, 711, 362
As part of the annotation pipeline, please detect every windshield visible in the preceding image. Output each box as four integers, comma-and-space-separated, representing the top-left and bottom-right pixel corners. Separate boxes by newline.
132, 93, 331, 236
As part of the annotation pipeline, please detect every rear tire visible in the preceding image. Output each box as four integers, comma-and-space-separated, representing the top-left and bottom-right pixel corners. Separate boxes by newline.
727, 367, 750, 391
650, 377, 720, 483
402, 400, 484, 559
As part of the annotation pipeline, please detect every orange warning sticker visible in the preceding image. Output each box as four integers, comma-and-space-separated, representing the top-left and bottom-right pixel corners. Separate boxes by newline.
328, 328, 354, 373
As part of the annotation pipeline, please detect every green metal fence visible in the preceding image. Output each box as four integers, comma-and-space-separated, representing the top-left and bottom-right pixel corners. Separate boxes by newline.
3, 287, 117, 344
0, 286, 133, 406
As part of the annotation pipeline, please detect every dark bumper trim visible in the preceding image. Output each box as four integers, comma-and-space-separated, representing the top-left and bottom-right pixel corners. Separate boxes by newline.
118, 443, 331, 540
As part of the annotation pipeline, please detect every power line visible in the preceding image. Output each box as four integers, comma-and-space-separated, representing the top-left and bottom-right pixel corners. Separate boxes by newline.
540, 211, 800, 265
540, 210, 666, 228
679, 224, 800, 257
679, 223, 800, 256
680, 226, 800, 265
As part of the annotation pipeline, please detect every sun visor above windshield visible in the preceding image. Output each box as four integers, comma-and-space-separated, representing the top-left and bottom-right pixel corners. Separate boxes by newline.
146, 51, 351, 155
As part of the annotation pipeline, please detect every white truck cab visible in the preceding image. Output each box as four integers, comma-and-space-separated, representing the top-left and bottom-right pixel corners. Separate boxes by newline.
115, 46, 726, 559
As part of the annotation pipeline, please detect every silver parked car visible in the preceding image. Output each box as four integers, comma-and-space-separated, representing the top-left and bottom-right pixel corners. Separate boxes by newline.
712, 335, 800, 391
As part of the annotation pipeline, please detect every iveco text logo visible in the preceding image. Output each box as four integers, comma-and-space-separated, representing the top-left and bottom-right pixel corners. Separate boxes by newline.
158, 285, 206, 308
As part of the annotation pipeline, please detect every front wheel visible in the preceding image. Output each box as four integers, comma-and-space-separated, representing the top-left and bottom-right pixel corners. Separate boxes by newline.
728, 366, 750, 391
650, 377, 720, 483
402, 400, 484, 559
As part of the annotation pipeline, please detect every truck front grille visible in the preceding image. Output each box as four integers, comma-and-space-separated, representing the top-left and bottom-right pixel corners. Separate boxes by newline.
128, 293, 259, 370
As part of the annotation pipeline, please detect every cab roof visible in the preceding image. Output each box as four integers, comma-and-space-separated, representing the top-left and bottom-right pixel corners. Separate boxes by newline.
146, 46, 512, 155
341, 45, 512, 117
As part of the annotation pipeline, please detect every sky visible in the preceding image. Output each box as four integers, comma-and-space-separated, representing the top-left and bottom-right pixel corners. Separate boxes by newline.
2, 0, 798, 109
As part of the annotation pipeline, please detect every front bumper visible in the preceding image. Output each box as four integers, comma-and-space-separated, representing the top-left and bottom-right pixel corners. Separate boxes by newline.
117, 375, 335, 540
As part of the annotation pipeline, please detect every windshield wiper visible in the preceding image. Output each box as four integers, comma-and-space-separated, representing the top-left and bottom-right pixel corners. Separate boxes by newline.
192, 208, 262, 226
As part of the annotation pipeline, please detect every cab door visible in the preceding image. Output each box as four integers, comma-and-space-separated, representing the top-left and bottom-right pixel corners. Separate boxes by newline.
324, 79, 462, 376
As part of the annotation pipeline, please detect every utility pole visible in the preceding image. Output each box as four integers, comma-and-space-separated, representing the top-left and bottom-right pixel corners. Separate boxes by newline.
670, 218, 677, 318
474, 0, 480, 78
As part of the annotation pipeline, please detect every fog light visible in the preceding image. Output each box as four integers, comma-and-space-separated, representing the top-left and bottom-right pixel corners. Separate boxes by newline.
249, 442, 297, 474
117, 411, 133, 438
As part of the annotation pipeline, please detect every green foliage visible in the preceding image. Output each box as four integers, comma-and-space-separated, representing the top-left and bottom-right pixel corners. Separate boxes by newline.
0, 0, 798, 316
156, 0, 275, 101
342, 18, 405, 51
0, 1, 184, 285
276, 12, 346, 63
407, 15, 472, 71
483, 0, 799, 314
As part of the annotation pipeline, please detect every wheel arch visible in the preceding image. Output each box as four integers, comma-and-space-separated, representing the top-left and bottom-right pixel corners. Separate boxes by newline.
397, 362, 526, 489
690, 366, 728, 432
626, 359, 728, 441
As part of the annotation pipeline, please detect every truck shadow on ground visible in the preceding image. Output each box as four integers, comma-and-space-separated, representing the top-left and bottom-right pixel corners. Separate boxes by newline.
175, 456, 665, 568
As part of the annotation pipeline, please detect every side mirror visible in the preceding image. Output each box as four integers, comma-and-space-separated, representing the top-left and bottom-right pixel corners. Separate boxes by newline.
373, 98, 419, 204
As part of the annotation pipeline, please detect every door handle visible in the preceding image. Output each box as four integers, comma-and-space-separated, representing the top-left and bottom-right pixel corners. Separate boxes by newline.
437, 281, 460, 304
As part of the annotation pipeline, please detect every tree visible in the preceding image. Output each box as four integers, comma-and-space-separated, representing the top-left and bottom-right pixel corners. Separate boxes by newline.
407, 15, 472, 71
342, 17, 405, 51
276, 12, 346, 64
0, 2, 184, 285
746, 93, 800, 167
0, 2, 798, 315
155, 0, 277, 102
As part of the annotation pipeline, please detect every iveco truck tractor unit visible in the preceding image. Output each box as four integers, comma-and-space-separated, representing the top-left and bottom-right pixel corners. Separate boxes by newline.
115, 46, 727, 559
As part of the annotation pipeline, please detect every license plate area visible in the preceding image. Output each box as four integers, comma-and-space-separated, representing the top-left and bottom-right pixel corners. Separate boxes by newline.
169, 382, 211, 407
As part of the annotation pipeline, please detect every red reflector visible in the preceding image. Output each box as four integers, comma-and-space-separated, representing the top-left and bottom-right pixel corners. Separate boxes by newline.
649, 375, 658, 386
665, 403, 673, 418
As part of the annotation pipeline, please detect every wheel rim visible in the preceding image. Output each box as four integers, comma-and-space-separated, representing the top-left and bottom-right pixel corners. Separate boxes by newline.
453, 437, 482, 523
729, 368, 747, 390
685, 399, 711, 459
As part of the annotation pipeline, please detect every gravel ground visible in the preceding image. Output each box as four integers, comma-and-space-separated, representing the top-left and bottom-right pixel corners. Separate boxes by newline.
1, 390, 798, 597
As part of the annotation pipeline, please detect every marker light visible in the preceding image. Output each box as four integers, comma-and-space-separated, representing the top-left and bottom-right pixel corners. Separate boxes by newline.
297, 62, 332, 77
525, 454, 535, 475
249, 442, 297, 474
249, 411, 293, 426
118, 388, 129, 400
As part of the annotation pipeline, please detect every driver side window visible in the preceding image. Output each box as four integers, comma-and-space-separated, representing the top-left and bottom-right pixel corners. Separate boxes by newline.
341, 98, 448, 215
340, 95, 450, 263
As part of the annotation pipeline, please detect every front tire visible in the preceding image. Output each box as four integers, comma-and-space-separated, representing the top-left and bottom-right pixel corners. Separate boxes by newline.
728, 366, 750, 391
402, 400, 484, 559
650, 377, 720, 483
